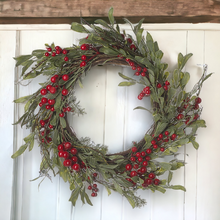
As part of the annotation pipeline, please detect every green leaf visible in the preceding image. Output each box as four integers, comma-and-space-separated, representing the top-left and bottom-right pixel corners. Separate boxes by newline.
154, 122, 168, 137
180, 72, 190, 89
170, 185, 186, 191
99, 47, 118, 55
168, 171, 173, 184
155, 186, 166, 193
71, 22, 89, 33
167, 87, 176, 102
14, 55, 32, 67
136, 28, 144, 45
118, 81, 136, 86
124, 195, 136, 208
133, 106, 152, 114
54, 93, 62, 110
105, 185, 112, 196
95, 19, 110, 28
113, 181, 123, 194
189, 119, 206, 128
118, 72, 135, 81
29, 138, 34, 151
159, 162, 172, 171
84, 192, 93, 206
11, 144, 28, 158
108, 7, 114, 26
190, 138, 199, 150
178, 53, 193, 71
14, 95, 32, 103
69, 187, 81, 206
53, 129, 59, 145
60, 117, 66, 128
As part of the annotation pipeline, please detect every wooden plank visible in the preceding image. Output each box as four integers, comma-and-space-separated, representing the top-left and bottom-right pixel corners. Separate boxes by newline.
1, 0, 220, 23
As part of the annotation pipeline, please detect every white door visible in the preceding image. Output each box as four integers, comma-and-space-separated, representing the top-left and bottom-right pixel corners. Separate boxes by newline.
1, 24, 220, 220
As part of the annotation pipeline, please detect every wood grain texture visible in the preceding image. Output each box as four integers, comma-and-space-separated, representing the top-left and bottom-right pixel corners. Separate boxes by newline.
1, 0, 220, 23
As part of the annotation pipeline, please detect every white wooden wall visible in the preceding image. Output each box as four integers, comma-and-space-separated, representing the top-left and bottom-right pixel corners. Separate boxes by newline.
1, 23, 220, 220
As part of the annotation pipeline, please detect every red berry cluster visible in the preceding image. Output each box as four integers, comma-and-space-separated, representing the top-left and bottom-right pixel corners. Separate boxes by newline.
157, 80, 170, 91
88, 183, 99, 197
45, 46, 69, 62
38, 75, 72, 118
177, 96, 202, 125
57, 142, 86, 171
125, 38, 137, 51
125, 146, 159, 187
138, 86, 151, 100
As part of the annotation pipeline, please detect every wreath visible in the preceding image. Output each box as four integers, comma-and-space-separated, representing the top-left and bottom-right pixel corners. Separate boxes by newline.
12, 8, 211, 208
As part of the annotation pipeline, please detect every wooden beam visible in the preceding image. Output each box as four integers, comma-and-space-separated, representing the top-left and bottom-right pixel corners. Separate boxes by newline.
1, 0, 220, 24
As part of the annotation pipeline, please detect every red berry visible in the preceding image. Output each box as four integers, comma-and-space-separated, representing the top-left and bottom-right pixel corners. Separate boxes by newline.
49, 124, 53, 129
165, 81, 170, 86
132, 66, 136, 70
62, 74, 69, 81
130, 156, 136, 162
58, 151, 64, 157
130, 44, 136, 50
81, 55, 87, 60
157, 83, 162, 88
57, 144, 64, 151
195, 97, 202, 104
71, 156, 78, 163
63, 151, 69, 159
194, 114, 199, 120
154, 179, 160, 185
141, 72, 146, 77
71, 163, 80, 171
153, 144, 158, 149
143, 86, 150, 94
158, 134, 163, 139
135, 72, 140, 76
142, 161, 148, 166
81, 44, 87, 50
41, 97, 48, 104
160, 147, 165, 152
125, 58, 130, 62
145, 156, 151, 161
136, 152, 141, 157
62, 49, 67, 54
48, 99, 55, 105
163, 85, 168, 90
146, 149, 152, 154
145, 178, 152, 185
131, 146, 137, 152
39, 102, 43, 107
47, 47, 52, 52
63, 159, 72, 167
56, 50, 60, 54
51, 76, 58, 83
51, 52, 56, 57
125, 164, 132, 171
138, 157, 143, 162
130, 171, 137, 177
171, 133, 177, 140
63, 107, 67, 112
91, 192, 97, 197
59, 112, 65, 117
165, 131, 169, 136
140, 167, 147, 173
133, 164, 139, 169
137, 66, 142, 72
50, 107, 55, 112
93, 173, 98, 177
45, 52, 50, 57
40, 88, 47, 95
46, 85, 52, 91
66, 107, 71, 112
194, 104, 199, 110
138, 95, 143, 100
88, 185, 92, 190
151, 140, 156, 145
129, 61, 134, 66
50, 87, 56, 94
177, 114, 184, 120
141, 151, 146, 157
127, 38, 132, 44
70, 148, 78, 155
139, 92, 145, 98
80, 61, 86, 67
62, 88, 68, 96
40, 120, 45, 126
64, 56, 69, 61
64, 142, 72, 150
55, 46, 60, 50
148, 173, 155, 179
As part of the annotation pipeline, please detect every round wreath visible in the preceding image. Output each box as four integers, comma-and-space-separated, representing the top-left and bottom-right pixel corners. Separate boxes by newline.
12, 8, 211, 208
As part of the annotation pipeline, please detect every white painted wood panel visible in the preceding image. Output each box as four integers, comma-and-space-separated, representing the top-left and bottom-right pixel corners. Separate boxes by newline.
1, 24, 220, 220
